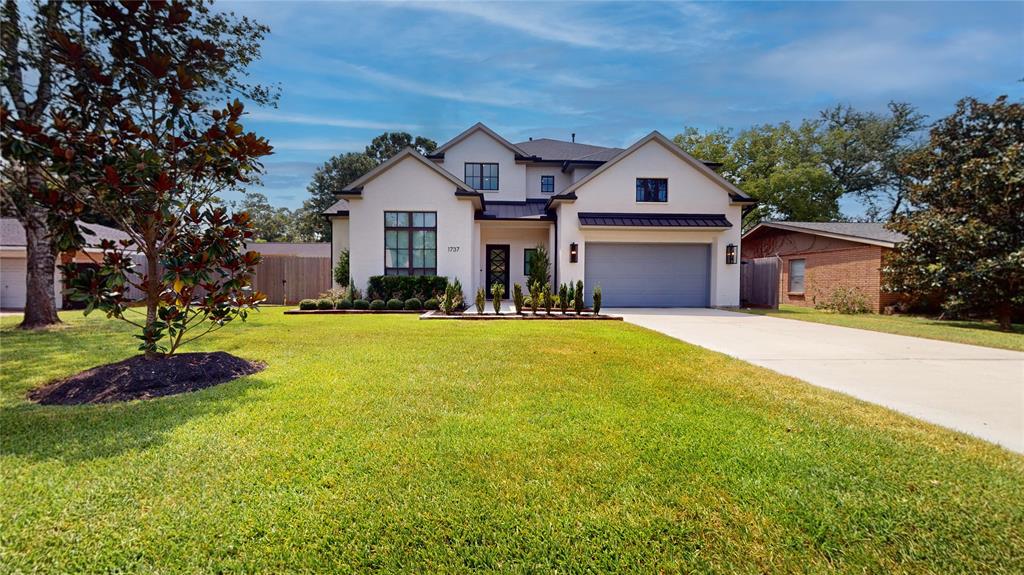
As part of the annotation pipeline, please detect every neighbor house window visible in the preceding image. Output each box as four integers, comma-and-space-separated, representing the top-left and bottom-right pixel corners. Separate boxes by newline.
524, 248, 537, 275
465, 163, 499, 190
636, 178, 668, 202
788, 259, 805, 293
385, 211, 436, 276
540, 175, 555, 193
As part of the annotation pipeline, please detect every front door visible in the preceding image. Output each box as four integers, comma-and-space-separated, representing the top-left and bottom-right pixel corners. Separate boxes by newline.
486, 244, 510, 297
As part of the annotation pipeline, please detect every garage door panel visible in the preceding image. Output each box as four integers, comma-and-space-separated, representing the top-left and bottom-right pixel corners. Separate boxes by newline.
584, 243, 709, 307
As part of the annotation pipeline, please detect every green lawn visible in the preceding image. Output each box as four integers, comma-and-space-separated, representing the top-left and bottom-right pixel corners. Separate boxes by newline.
1, 309, 1022, 573
736, 304, 1024, 352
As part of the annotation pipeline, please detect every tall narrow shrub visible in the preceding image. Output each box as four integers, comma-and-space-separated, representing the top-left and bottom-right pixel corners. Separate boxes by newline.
592, 285, 602, 315
475, 288, 486, 314
513, 283, 525, 314
491, 282, 505, 314
558, 283, 569, 313
574, 280, 585, 314
543, 283, 553, 314
528, 281, 540, 314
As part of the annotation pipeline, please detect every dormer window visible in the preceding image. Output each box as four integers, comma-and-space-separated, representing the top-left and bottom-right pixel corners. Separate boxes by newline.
636, 178, 667, 202
540, 175, 555, 193
465, 163, 499, 191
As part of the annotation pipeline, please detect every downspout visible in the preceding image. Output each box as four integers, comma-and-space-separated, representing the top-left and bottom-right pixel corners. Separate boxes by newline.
553, 210, 559, 287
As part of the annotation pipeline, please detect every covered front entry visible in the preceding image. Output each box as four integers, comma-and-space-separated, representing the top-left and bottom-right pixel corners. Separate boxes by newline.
584, 243, 710, 307
485, 244, 510, 296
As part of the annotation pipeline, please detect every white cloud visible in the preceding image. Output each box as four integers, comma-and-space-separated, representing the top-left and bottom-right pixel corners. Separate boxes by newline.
268, 138, 367, 152
247, 111, 422, 132
751, 28, 1011, 95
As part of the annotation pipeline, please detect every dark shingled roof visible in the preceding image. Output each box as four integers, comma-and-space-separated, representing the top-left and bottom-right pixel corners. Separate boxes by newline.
578, 212, 732, 228
513, 138, 625, 162
1, 217, 131, 248
755, 221, 906, 245
477, 199, 552, 220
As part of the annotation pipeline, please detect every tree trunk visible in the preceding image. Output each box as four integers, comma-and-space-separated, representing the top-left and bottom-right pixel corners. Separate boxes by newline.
18, 202, 61, 329
996, 302, 1013, 332
144, 242, 161, 359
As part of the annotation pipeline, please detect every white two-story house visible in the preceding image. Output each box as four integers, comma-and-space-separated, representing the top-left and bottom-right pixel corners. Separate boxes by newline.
324, 123, 755, 307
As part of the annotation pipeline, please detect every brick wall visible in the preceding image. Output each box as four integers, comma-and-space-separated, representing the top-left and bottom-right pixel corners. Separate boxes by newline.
744, 229, 896, 312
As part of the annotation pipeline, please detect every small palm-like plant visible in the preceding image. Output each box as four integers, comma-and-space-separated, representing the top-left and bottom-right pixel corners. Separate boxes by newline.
475, 288, 486, 314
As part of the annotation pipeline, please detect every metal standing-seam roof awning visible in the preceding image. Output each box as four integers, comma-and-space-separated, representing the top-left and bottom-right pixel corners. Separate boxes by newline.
577, 212, 732, 228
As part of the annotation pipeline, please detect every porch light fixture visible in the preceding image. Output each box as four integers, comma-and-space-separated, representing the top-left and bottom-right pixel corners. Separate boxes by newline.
725, 243, 737, 264
569, 242, 579, 263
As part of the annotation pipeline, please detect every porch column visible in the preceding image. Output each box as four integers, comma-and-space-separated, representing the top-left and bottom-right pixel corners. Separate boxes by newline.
548, 222, 556, 286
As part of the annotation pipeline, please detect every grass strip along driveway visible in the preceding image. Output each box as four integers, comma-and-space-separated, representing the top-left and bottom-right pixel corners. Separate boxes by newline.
737, 304, 1024, 352
1, 309, 1022, 572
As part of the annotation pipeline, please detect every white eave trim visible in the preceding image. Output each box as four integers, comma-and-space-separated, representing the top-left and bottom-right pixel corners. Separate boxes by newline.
742, 222, 899, 248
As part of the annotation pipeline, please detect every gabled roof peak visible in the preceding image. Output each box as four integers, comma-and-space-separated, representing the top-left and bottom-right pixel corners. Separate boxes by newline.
432, 122, 529, 157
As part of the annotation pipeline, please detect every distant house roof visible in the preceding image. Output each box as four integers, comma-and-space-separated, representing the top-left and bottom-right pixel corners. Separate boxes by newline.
245, 242, 330, 258
513, 138, 625, 162
743, 221, 906, 247
578, 212, 732, 228
0, 217, 131, 249
476, 199, 552, 221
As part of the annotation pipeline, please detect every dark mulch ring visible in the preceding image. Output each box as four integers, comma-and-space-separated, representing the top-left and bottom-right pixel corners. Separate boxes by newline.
29, 352, 266, 405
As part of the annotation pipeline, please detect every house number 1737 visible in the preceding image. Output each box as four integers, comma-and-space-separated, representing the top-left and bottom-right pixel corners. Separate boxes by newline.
448, 246, 460, 252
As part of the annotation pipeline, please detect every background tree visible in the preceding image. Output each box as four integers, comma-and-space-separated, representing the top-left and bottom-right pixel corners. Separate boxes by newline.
364, 132, 437, 164
231, 192, 297, 242
885, 95, 1023, 330
4, 0, 275, 356
294, 152, 375, 241
296, 132, 437, 241
1, 0, 66, 328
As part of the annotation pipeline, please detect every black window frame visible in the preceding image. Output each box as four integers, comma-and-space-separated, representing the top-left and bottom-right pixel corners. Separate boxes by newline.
540, 175, 555, 194
465, 162, 499, 191
524, 248, 537, 275
636, 177, 668, 202
384, 211, 437, 276
788, 258, 806, 293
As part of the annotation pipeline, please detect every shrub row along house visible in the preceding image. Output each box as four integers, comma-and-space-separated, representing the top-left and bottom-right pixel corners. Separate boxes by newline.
741, 221, 907, 312
323, 123, 756, 307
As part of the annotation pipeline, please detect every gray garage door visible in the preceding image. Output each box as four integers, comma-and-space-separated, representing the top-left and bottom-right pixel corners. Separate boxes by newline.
584, 243, 710, 307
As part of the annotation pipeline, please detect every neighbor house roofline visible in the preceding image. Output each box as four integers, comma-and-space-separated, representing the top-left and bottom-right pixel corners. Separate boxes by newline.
742, 221, 903, 248
557, 131, 756, 204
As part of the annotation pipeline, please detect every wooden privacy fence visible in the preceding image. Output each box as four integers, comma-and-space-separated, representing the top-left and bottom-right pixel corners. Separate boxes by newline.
740, 256, 781, 309
252, 255, 331, 305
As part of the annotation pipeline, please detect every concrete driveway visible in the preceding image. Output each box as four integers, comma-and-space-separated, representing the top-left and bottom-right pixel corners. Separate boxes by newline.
612, 308, 1024, 453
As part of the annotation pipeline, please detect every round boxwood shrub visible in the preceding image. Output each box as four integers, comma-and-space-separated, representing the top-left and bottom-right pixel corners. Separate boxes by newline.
369, 299, 386, 310
386, 298, 404, 310
335, 299, 353, 310
353, 299, 370, 310
316, 298, 334, 310
404, 298, 422, 310
423, 298, 439, 310
298, 299, 317, 310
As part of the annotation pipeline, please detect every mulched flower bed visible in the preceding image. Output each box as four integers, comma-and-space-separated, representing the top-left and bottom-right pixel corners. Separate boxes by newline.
420, 311, 622, 321
283, 309, 422, 315
29, 352, 265, 405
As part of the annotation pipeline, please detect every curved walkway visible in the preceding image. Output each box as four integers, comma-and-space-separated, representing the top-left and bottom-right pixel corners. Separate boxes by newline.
612, 308, 1024, 453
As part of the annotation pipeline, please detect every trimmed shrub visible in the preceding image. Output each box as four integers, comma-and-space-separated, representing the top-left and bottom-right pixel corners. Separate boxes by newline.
528, 281, 540, 314
404, 298, 422, 310
439, 282, 463, 315
369, 299, 386, 310
336, 299, 353, 310
298, 299, 317, 310
491, 282, 505, 313
527, 245, 551, 289
349, 286, 363, 301
592, 285, 602, 315
386, 298, 404, 310
513, 283, 524, 314
316, 298, 334, 310
423, 298, 439, 310
815, 286, 871, 314
574, 280, 585, 314
558, 283, 569, 313
367, 275, 448, 301
333, 249, 350, 287
475, 288, 486, 314
353, 299, 370, 310
542, 283, 553, 314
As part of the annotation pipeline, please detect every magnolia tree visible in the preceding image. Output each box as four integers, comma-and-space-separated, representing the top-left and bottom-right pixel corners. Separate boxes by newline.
885, 96, 1023, 330
2, 1, 274, 357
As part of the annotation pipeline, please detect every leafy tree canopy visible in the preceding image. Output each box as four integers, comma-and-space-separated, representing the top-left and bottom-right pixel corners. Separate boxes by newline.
231, 192, 297, 242
885, 95, 1023, 329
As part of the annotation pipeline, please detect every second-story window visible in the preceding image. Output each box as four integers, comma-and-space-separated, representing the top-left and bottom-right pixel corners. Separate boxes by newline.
540, 175, 555, 193
465, 163, 499, 191
636, 178, 668, 202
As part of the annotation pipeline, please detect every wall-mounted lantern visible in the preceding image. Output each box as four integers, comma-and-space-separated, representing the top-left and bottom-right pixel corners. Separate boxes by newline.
725, 243, 737, 264
569, 242, 579, 263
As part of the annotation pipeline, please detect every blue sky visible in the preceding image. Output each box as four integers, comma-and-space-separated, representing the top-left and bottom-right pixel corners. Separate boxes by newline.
223, 1, 1024, 213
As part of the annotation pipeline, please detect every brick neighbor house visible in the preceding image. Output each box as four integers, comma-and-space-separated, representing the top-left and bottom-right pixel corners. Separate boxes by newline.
741, 222, 906, 312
